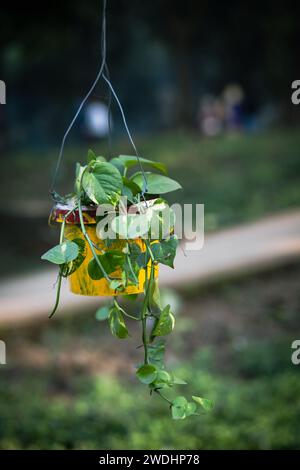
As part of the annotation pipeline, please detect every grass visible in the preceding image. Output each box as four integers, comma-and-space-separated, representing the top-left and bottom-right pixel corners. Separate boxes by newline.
1, 263, 300, 449
0, 350, 299, 450
1, 128, 300, 448
2, 127, 300, 277
2, 126, 300, 229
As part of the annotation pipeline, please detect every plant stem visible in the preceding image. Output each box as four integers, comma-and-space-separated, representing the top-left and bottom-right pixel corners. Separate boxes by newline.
91, 240, 105, 254
122, 310, 141, 321
50, 205, 77, 319
140, 241, 155, 364
141, 300, 149, 364
49, 270, 62, 319
77, 197, 111, 282
126, 243, 139, 285
154, 389, 172, 406
141, 271, 151, 363
144, 240, 156, 312
60, 205, 77, 243
146, 242, 155, 262
113, 298, 140, 321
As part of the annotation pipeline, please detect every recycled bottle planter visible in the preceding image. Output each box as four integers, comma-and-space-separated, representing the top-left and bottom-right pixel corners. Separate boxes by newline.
51, 203, 158, 296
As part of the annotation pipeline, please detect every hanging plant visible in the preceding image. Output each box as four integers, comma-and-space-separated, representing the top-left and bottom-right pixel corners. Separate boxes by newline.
42, 152, 212, 419
42, 0, 212, 419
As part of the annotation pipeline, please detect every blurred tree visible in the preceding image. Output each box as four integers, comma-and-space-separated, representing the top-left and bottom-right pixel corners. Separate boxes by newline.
0, 0, 299, 145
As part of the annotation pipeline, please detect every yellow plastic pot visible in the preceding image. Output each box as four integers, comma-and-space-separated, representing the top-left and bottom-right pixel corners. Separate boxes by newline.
53, 205, 158, 296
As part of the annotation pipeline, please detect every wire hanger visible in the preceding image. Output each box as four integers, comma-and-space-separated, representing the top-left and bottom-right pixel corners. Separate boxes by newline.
50, 0, 148, 198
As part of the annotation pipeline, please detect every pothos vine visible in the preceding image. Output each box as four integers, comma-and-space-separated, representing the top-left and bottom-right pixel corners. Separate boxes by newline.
42, 150, 213, 419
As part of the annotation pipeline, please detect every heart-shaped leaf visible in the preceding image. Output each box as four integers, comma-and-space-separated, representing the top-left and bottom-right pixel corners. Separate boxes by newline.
136, 364, 158, 384
74, 163, 86, 195
111, 213, 150, 239
150, 279, 162, 309
108, 307, 129, 339
131, 172, 181, 195
109, 157, 125, 175
192, 396, 214, 412
117, 155, 167, 174
87, 149, 106, 164
171, 396, 188, 420
121, 177, 141, 202
172, 376, 187, 385
88, 250, 125, 280
147, 202, 175, 240
41, 241, 79, 265
87, 149, 97, 163
185, 402, 197, 417
61, 238, 86, 277
152, 305, 175, 337
82, 161, 123, 205
95, 305, 110, 321
151, 236, 178, 268
148, 341, 166, 369
153, 370, 172, 388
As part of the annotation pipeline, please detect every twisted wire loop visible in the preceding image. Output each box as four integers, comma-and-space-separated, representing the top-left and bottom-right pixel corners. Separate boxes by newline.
102, 74, 148, 195
50, 0, 148, 198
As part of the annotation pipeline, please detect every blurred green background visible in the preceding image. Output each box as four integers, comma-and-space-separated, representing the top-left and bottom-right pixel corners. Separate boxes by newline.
1, 265, 300, 449
0, 0, 300, 450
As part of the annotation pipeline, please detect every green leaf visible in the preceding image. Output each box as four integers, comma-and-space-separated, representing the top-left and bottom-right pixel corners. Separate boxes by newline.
192, 396, 214, 412
95, 305, 110, 321
117, 155, 167, 174
151, 236, 178, 268
157, 370, 171, 382
110, 157, 126, 175
171, 407, 185, 420
136, 250, 150, 269
121, 185, 134, 202
112, 213, 150, 239
74, 163, 87, 194
131, 172, 181, 195
136, 364, 158, 384
171, 396, 188, 420
96, 156, 107, 162
123, 293, 139, 301
129, 243, 142, 262
61, 238, 86, 277
186, 402, 197, 417
87, 149, 106, 164
109, 279, 125, 291
148, 340, 166, 368
88, 250, 124, 280
154, 370, 172, 388
121, 177, 141, 202
122, 177, 141, 197
150, 279, 162, 309
172, 396, 188, 407
82, 161, 123, 205
172, 376, 187, 385
108, 307, 129, 339
41, 241, 79, 265
147, 200, 176, 240
152, 305, 175, 337
123, 256, 139, 286
87, 149, 97, 163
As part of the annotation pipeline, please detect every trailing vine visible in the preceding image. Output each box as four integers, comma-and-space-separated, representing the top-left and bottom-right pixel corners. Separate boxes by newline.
42, 150, 213, 419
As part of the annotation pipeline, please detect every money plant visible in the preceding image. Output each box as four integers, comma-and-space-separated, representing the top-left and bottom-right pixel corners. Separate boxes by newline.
42, 150, 213, 419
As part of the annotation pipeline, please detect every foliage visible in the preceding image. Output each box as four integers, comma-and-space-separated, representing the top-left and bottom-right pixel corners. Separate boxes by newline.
0, 341, 299, 450
41, 150, 211, 418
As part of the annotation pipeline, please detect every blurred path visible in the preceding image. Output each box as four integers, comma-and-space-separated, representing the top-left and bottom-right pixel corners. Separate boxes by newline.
1, 209, 300, 326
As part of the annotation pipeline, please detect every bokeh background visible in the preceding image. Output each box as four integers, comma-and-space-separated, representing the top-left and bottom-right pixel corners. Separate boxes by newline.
1, 0, 300, 449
